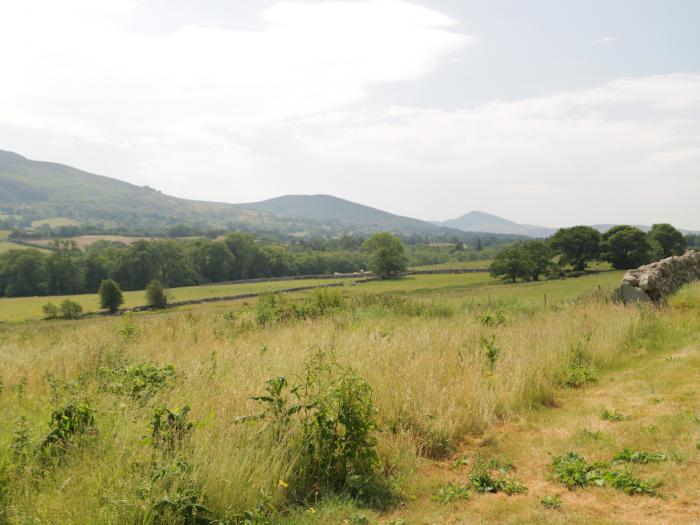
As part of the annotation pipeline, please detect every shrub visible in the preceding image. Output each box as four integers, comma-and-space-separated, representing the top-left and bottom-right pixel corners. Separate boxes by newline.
146, 279, 168, 309
42, 302, 58, 319
59, 299, 83, 319
246, 348, 383, 503
99, 361, 177, 401
40, 401, 96, 456
612, 449, 666, 464
151, 405, 193, 453
98, 278, 124, 313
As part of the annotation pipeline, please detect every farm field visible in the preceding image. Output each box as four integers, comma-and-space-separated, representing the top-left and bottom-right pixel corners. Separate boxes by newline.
2, 270, 695, 524
410, 259, 493, 270
25, 234, 147, 249
0, 277, 358, 322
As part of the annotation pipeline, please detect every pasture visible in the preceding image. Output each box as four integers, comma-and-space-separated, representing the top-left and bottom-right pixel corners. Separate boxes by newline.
2, 270, 696, 524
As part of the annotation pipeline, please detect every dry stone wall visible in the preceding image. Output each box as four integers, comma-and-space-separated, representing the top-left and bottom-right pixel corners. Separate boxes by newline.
620, 251, 700, 303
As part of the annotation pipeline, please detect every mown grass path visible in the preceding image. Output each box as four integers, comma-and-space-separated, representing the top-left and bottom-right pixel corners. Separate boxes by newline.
378, 336, 700, 524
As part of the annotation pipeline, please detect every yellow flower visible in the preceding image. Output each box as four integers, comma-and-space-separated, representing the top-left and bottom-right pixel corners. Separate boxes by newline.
277, 479, 288, 489
306, 507, 316, 514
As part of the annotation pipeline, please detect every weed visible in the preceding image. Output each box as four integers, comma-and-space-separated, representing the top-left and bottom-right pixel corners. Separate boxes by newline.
601, 408, 627, 422
99, 361, 177, 401
551, 452, 606, 489
119, 314, 139, 338
10, 416, 32, 465
480, 310, 505, 327
603, 469, 658, 495
551, 452, 658, 495
468, 456, 526, 495
431, 482, 470, 503
151, 405, 193, 453
612, 449, 667, 464
479, 335, 500, 369
40, 400, 96, 456
540, 495, 562, 509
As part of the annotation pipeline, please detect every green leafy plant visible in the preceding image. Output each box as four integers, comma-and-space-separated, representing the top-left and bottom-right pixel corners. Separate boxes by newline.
10, 416, 32, 465
601, 408, 627, 421
480, 310, 505, 327
431, 482, 470, 503
41, 302, 58, 319
151, 405, 193, 453
612, 449, 667, 464
479, 335, 500, 369
146, 279, 168, 309
40, 400, 96, 456
59, 299, 83, 319
540, 495, 562, 509
99, 361, 177, 401
468, 456, 526, 495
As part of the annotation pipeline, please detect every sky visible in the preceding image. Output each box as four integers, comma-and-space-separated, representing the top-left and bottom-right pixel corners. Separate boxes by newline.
1, 0, 699, 229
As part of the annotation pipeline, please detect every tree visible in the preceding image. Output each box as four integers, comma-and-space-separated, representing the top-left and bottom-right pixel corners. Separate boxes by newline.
42, 302, 58, 319
549, 226, 601, 271
600, 225, 652, 269
192, 241, 236, 283
363, 232, 407, 278
99, 278, 124, 313
489, 244, 533, 283
145, 279, 168, 308
647, 223, 687, 258
521, 240, 554, 281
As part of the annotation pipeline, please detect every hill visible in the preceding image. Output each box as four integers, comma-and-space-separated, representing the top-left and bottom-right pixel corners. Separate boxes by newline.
0, 149, 290, 231
238, 194, 456, 235
437, 210, 557, 238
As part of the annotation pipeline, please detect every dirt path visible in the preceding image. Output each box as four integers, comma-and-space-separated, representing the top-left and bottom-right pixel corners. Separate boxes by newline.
381, 344, 700, 524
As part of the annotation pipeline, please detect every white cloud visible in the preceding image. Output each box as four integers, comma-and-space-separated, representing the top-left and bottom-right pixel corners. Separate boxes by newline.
0, 0, 467, 196
296, 74, 700, 225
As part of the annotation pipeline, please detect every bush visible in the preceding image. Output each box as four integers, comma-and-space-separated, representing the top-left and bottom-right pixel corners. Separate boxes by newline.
246, 348, 384, 504
146, 279, 168, 308
40, 401, 96, 456
59, 299, 83, 319
42, 302, 58, 319
98, 278, 124, 313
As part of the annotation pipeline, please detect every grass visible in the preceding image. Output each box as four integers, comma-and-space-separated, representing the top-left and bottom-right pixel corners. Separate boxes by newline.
0, 271, 620, 322
410, 259, 493, 270
1, 272, 697, 523
0, 277, 355, 322
30, 217, 79, 228
0, 241, 51, 254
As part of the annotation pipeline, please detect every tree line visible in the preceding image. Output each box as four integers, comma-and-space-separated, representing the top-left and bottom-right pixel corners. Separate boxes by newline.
490, 223, 690, 283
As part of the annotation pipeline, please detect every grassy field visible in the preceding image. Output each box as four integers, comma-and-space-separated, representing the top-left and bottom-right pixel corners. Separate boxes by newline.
30, 217, 80, 228
3, 269, 696, 524
0, 277, 360, 322
410, 260, 493, 270
26, 234, 145, 249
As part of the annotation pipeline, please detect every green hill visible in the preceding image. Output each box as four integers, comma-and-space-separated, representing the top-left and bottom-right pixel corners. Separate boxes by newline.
238, 194, 453, 235
0, 150, 304, 231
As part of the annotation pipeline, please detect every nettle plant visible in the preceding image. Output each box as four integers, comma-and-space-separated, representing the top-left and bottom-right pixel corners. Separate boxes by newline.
242, 347, 382, 503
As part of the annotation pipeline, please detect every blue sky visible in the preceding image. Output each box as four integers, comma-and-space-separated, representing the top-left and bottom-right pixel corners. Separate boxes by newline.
1, 0, 699, 228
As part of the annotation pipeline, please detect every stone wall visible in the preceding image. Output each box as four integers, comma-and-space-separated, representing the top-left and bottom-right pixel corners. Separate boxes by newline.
620, 251, 700, 303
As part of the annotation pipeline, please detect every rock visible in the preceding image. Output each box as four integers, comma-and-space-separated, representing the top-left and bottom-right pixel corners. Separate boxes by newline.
620, 283, 652, 303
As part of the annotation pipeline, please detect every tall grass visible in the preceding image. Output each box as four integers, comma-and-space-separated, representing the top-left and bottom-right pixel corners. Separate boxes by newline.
0, 287, 653, 523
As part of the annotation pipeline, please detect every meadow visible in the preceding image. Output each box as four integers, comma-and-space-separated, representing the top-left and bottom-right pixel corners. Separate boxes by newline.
2, 269, 697, 524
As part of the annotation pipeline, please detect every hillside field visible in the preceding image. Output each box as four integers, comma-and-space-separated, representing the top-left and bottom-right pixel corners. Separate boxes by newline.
3, 270, 696, 524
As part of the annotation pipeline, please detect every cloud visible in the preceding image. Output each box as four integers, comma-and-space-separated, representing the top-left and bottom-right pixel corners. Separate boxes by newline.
597, 36, 617, 44
0, 0, 467, 195
295, 74, 700, 225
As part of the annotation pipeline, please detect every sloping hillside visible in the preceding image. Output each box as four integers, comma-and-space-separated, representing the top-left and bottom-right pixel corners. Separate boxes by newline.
238, 194, 460, 235
438, 210, 557, 238
0, 150, 308, 231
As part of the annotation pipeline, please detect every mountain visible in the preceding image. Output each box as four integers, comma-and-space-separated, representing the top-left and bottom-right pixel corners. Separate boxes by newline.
0, 149, 479, 237
0, 149, 292, 230
437, 211, 557, 238
238, 194, 452, 235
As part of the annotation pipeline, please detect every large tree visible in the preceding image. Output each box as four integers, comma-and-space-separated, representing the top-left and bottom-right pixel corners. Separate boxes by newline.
363, 232, 407, 278
549, 226, 601, 271
489, 244, 533, 283
521, 240, 553, 281
647, 223, 687, 258
600, 225, 652, 269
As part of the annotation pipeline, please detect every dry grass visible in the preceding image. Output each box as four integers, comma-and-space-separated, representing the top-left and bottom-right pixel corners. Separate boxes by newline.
0, 277, 697, 524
